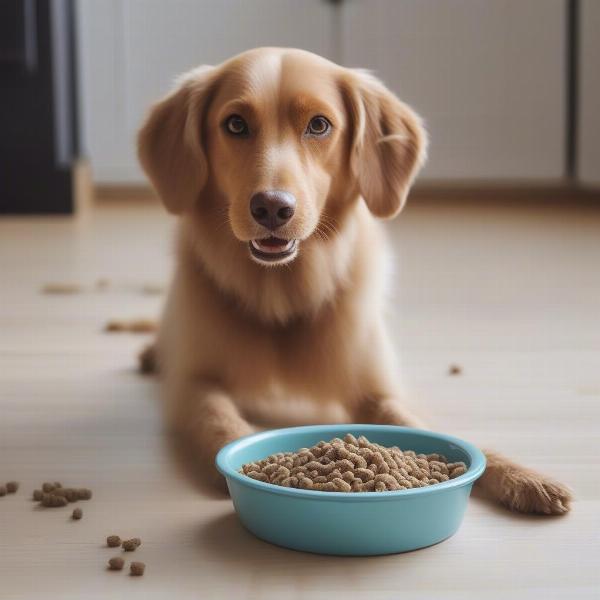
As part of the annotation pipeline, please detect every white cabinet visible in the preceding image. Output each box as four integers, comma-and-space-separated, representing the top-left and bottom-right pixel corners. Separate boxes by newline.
78, 0, 570, 184
578, 0, 600, 186
77, 0, 335, 183
342, 0, 567, 181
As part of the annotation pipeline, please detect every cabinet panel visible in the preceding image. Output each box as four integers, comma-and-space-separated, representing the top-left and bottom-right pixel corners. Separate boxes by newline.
342, 0, 567, 181
77, 0, 334, 183
578, 0, 600, 186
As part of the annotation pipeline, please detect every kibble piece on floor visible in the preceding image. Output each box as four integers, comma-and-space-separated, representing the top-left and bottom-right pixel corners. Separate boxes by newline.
0, 486, 6, 497
107, 535, 121, 547
42, 482, 55, 493
41, 493, 68, 507
77, 488, 92, 500
108, 557, 125, 571
6, 481, 19, 493
130, 562, 145, 576
65, 489, 79, 502
122, 539, 138, 551
131, 537, 141, 547
53, 481, 62, 488
72, 508, 83, 520
33, 489, 43, 501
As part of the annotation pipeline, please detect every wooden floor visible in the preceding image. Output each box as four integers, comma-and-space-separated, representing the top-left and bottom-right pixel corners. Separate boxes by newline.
0, 196, 599, 599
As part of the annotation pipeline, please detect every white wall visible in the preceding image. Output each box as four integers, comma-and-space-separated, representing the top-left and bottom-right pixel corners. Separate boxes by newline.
578, 0, 600, 186
77, 0, 568, 185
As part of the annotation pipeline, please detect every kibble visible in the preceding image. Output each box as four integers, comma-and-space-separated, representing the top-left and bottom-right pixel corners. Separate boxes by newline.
130, 562, 145, 576
108, 557, 125, 571
240, 434, 468, 493
0, 486, 6, 497
72, 508, 83, 520
107, 535, 121, 548
41, 493, 68, 507
122, 539, 138, 551
77, 488, 92, 500
6, 481, 19, 494
42, 482, 55, 493
33, 489, 43, 501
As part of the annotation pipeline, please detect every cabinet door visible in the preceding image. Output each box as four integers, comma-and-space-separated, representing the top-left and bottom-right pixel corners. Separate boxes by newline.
342, 0, 567, 181
578, 0, 600, 186
77, 0, 335, 183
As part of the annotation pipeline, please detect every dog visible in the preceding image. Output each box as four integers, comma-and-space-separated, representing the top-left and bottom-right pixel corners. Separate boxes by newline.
138, 47, 570, 515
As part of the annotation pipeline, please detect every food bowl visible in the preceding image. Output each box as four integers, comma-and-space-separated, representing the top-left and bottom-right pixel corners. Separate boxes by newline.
216, 424, 486, 555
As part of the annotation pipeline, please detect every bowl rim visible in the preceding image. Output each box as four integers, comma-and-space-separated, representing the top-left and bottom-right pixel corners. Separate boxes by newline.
216, 424, 486, 502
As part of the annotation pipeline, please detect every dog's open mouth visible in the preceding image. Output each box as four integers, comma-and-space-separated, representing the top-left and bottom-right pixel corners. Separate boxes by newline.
249, 237, 298, 264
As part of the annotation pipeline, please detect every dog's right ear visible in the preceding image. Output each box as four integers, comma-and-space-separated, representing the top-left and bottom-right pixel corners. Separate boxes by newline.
137, 66, 217, 214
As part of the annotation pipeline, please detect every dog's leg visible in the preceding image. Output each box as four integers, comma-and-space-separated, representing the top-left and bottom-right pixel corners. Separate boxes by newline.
476, 449, 571, 515
172, 385, 254, 492
351, 394, 427, 429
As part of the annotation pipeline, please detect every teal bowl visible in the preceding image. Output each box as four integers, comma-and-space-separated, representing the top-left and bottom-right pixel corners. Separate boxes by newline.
216, 424, 486, 556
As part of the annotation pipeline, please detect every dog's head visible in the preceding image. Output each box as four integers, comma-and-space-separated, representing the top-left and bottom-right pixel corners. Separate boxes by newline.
138, 48, 426, 267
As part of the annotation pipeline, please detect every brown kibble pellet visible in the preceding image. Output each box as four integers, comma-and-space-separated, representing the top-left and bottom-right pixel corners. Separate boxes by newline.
77, 488, 92, 500
131, 537, 141, 547
72, 508, 83, 520
33, 489, 43, 501
107, 535, 121, 548
0, 486, 6, 497
130, 562, 145, 576
42, 482, 55, 493
241, 434, 467, 493
122, 539, 138, 551
108, 557, 125, 571
53, 482, 62, 488
6, 481, 19, 494
65, 488, 78, 502
41, 493, 67, 507
448, 364, 462, 376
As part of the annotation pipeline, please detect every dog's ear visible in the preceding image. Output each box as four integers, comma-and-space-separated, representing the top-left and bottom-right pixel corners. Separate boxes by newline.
342, 70, 427, 219
137, 66, 217, 214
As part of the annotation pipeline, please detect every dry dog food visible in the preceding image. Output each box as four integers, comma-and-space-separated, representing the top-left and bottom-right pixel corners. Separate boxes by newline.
130, 562, 146, 576
0, 486, 6, 497
108, 557, 125, 571
107, 535, 121, 548
34, 482, 93, 507
6, 481, 19, 493
240, 434, 467, 492
122, 538, 141, 552
448, 364, 463, 376
72, 508, 83, 520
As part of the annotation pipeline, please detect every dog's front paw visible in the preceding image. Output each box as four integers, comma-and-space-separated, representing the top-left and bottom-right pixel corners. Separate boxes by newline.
499, 471, 572, 515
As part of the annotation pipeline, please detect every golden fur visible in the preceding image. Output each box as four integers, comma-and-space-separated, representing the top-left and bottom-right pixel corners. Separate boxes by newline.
138, 48, 570, 514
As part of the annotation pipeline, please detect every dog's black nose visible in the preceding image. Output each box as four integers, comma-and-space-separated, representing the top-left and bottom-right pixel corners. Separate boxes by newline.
250, 191, 296, 230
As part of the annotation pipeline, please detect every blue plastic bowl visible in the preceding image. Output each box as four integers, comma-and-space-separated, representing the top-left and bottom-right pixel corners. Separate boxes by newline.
216, 424, 486, 555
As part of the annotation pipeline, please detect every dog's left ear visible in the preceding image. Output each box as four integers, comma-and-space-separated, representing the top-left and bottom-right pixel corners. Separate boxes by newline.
342, 70, 427, 219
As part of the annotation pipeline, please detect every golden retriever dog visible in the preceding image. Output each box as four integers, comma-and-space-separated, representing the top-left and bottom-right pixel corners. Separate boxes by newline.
138, 47, 570, 515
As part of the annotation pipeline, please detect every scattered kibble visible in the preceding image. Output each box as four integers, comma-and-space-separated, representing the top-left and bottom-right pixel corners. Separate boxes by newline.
122, 539, 138, 552
240, 434, 468, 492
77, 488, 93, 500
42, 482, 55, 493
104, 319, 156, 333
130, 562, 145, 576
72, 508, 83, 520
41, 493, 68, 507
0, 486, 6, 497
33, 489, 43, 501
41, 283, 82, 294
53, 482, 62, 488
6, 481, 19, 494
108, 557, 125, 571
131, 538, 141, 548
448, 364, 462, 376
107, 535, 121, 548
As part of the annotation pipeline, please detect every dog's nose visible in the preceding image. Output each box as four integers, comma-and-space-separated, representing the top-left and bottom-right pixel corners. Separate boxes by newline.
250, 191, 296, 230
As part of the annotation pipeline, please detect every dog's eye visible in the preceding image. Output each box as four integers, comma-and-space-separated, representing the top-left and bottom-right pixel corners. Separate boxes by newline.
306, 116, 331, 137
224, 115, 249, 136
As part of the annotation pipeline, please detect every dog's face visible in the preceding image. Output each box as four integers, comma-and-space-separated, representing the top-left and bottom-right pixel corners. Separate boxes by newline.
139, 48, 426, 267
